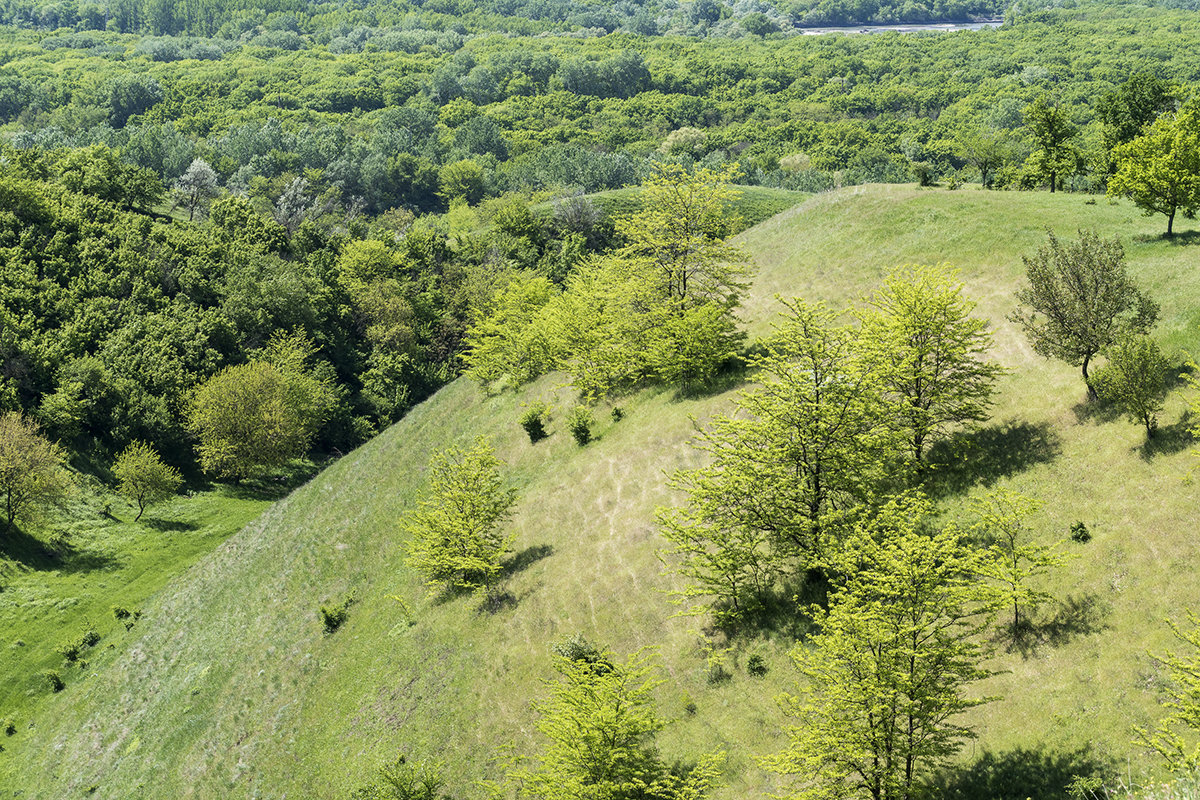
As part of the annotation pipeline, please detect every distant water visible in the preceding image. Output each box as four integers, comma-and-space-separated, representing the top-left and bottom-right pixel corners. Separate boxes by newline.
797, 19, 1003, 35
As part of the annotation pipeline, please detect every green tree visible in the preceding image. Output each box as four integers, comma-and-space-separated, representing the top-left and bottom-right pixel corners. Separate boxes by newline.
659, 300, 901, 623
0, 412, 69, 531
971, 488, 1066, 635
404, 437, 518, 596
112, 441, 182, 521
1108, 98, 1200, 236
1011, 230, 1159, 398
439, 159, 486, 206
762, 494, 995, 800
517, 644, 724, 800
859, 264, 1003, 464
1093, 334, 1171, 438
349, 756, 446, 800
1097, 73, 1178, 152
1024, 95, 1078, 193
173, 158, 220, 221
956, 125, 1009, 189
1135, 611, 1200, 772
187, 332, 335, 481
462, 274, 558, 390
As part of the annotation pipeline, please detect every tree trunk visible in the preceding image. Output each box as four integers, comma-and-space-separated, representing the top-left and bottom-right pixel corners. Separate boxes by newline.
1168, 208, 1175, 236
1082, 353, 1097, 400
1049, 170, 1056, 193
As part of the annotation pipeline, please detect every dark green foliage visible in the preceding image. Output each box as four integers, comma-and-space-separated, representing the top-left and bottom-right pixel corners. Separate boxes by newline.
519, 403, 550, 444
320, 596, 353, 634
43, 671, 64, 692
1070, 521, 1091, 544
746, 654, 768, 677
3, 718, 15, 736
112, 606, 131, 620
57, 628, 101, 664
566, 406, 593, 446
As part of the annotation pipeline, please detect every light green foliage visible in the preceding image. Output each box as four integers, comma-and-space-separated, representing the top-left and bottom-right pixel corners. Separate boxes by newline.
0, 412, 69, 530
518, 646, 724, 800
1093, 334, 1171, 437
956, 125, 1010, 188
1136, 612, 1200, 773
763, 494, 995, 800
1024, 95, 1079, 193
349, 756, 446, 800
971, 488, 1067, 635
858, 264, 1002, 463
404, 437, 517, 594
112, 441, 182, 522
1011, 230, 1159, 398
660, 299, 901, 623
463, 274, 559, 391
439, 160, 486, 206
187, 331, 335, 480
1109, 97, 1200, 236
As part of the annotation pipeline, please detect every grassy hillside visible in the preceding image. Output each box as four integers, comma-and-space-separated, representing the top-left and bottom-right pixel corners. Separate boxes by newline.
4, 184, 1199, 799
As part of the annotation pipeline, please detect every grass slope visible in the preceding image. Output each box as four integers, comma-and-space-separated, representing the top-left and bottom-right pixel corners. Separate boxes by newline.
5, 185, 1200, 799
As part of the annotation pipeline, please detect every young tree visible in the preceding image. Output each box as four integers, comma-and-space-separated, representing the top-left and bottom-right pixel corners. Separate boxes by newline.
971, 489, 1066, 635
188, 332, 335, 481
112, 441, 182, 521
1011, 230, 1159, 399
956, 125, 1009, 188
1093, 334, 1171, 438
1108, 98, 1200, 236
173, 158, 220, 221
517, 644, 724, 800
859, 264, 1003, 464
0, 412, 69, 531
659, 300, 902, 623
762, 495, 995, 800
1024, 95, 1078, 193
462, 274, 559, 391
404, 438, 518, 596
1135, 611, 1200, 772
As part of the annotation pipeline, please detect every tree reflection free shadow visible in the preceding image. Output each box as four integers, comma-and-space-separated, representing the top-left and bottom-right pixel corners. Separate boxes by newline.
929, 745, 1117, 800
923, 421, 1062, 499
1005, 593, 1112, 659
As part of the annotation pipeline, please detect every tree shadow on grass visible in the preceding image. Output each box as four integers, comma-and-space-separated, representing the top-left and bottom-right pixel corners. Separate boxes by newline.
141, 518, 199, 533
922, 421, 1061, 500
1002, 593, 1112, 659
0, 525, 118, 573
499, 544, 554, 580
1133, 229, 1200, 246
710, 571, 828, 644
672, 352, 755, 402
928, 744, 1117, 800
1137, 412, 1193, 461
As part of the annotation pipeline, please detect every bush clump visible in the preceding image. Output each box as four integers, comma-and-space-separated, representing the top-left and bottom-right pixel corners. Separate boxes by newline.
1070, 521, 1091, 543
519, 402, 550, 443
320, 596, 354, 634
747, 654, 768, 677
44, 671, 64, 692
566, 405, 594, 446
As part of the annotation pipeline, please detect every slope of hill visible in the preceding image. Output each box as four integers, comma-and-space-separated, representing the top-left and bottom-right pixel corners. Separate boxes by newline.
4, 184, 1199, 799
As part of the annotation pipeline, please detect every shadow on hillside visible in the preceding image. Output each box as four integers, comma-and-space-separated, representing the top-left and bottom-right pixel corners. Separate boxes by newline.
0, 525, 118, 573
923, 421, 1061, 499
929, 745, 1117, 800
1137, 412, 1193, 461
1071, 395, 1123, 425
1133, 230, 1200, 246
142, 518, 199, 532
710, 571, 828, 644
500, 544, 554, 579
1003, 593, 1112, 659
672, 354, 754, 402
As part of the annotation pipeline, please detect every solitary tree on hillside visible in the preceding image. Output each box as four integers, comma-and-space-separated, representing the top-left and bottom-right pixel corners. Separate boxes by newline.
762, 495, 995, 800
858, 264, 1003, 464
404, 437, 517, 598
1093, 334, 1171, 438
0, 412, 69, 531
1011, 230, 1158, 399
112, 441, 182, 521
1108, 97, 1200, 236
1024, 95, 1078, 193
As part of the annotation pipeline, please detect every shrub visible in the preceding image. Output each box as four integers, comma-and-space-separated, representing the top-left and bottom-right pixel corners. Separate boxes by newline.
320, 596, 354, 634
566, 406, 594, 446
112, 606, 131, 620
1071, 521, 1092, 543
747, 654, 768, 677
520, 402, 550, 443
57, 641, 82, 663
610, 406, 625, 422
682, 691, 698, 715
44, 671, 64, 692
3, 718, 15, 736
80, 629, 100, 648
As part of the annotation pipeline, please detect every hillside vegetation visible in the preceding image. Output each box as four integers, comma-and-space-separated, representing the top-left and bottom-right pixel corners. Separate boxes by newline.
4, 184, 1199, 799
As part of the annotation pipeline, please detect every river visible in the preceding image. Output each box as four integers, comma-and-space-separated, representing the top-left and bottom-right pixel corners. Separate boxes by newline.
797, 19, 1003, 35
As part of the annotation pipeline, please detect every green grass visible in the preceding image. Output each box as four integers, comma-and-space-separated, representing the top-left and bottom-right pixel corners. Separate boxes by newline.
3, 183, 1199, 798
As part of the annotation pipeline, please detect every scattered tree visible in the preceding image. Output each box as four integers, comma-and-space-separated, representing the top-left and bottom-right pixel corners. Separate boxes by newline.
971, 488, 1066, 635
173, 158, 220, 221
1024, 95, 1078, 193
517, 643, 724, 800
0, 412, 69, 531
350, 756, 446, 800
762, 494, 995, 800
112, 441, 182, 521
1135, 611, 1200, 772
187, 331, 335, 480
404, 437, 518, 596
1011, 230, 1159, 398
957, 125, 1009, 188
1108, 97, 1200, 236
1093, 334, 1171, 438
859, 264, 1003, 464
